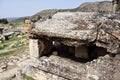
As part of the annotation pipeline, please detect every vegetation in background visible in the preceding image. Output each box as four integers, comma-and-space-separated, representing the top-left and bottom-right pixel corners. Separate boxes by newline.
48, 15, 52, 19
36, 15, 42, 20
0, 44, 28, 58
32, 15, 42, 22
0, 44, 7, 50
0, 36, 20, 50
10, 19, 24, 27
2, 35, 20, 44
12, 41, 23, 48
0, 18, 8, 24
0, 34, 29, 58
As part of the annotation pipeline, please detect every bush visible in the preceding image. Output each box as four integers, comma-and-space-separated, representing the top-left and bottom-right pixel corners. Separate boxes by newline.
37, 15, 42, 20
48, 15, 52, 19
22, 74, 35, 80
0, 18, 8, 24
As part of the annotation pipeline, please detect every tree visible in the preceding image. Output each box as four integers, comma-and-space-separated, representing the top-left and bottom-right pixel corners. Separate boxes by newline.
48, 15, 52, 19
37, 15, 42, 20
0, 18, 8, 24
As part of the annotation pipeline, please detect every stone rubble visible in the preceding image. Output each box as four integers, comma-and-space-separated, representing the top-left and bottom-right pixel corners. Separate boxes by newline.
19, 54, 120, 80
0, 49, 29, 73
32, 12, 120, 54
0, 47, 120, 80
1, 12, 120, 80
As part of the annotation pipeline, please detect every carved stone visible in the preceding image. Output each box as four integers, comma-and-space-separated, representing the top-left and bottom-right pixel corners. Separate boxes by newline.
75, 45, 88, 58
29, 39, 52, 58
29, 39, 39, 58
29, 12, 120, 57
112, 0, 120, 13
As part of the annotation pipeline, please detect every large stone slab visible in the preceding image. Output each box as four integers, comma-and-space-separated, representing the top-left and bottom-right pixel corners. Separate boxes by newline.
30, 12, 120, 54
21, 55, 120, 80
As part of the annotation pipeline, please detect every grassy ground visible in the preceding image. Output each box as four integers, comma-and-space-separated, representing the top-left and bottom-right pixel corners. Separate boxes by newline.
0, 44, 7, 50
11, 19, 24, 26
8, 73, 35, 80
0, 45, 28, 58
0, 35, 28, 49
21, 73, 35, 80
0, 36, 21, 50
0, 34, 29, 58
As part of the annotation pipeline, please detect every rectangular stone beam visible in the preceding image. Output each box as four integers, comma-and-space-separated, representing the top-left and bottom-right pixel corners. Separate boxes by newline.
29, 56, 85, 80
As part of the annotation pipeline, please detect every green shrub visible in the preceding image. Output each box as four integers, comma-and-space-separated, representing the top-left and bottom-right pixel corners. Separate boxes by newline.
37, 15, 42, 20
22, 74, 35, 80
0, 51, 14, 57
0, 44, 7, 50
48, 16, 52, 19
9, 74, 16, 80
12, 41, 22, 48
0, 18, 8, 24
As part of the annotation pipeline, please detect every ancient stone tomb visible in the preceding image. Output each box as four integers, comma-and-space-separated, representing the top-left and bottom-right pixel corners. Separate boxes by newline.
28, 12, 120, 59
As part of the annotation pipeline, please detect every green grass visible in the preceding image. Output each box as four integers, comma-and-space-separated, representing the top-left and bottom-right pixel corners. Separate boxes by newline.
0, 44, 8, 50
0, 36, 21, 50
0, 34, 29, 59
22, 74, 35, 80
12, 41, 22, 48
0, 50, 14, 57
10, 19, 24, 28
0, 34, 28, 49
9, 74, 16, 80
0, 44, 28, 58
3, 36, 20, 43
8, 74, 35, 80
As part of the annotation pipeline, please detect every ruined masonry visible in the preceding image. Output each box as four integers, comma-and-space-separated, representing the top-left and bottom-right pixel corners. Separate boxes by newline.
29, 12, 120, 58
23, 12, 120, 80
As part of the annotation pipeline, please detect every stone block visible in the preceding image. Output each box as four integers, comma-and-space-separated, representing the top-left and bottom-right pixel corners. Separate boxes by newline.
29, 39, 39, 58
75, 45, 88, 58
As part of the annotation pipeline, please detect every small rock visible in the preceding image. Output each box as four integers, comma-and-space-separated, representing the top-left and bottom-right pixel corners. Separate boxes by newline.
0, 68, 3, 73
52, 51, 58, 56
115, 54, 120, 60
13, 59, 18, 63
87, 74, 99, 80
8, 62, 15, 66
17, 35, 22, 38
104, 54, 110, 59
1, 64, 7, 71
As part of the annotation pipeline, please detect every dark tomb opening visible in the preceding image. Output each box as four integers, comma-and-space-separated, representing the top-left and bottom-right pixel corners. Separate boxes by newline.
48, 41, 109, 62
88, 45, 108, 60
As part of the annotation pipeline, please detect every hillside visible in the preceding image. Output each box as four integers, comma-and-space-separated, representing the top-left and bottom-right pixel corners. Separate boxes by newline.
30, 9, 58, 22
31, 1, 112, 22
6, 1, 112, 23
77, 1, 112, 12
1, 1, 120, 80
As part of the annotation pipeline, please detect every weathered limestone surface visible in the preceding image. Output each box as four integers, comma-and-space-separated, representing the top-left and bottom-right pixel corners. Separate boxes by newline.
112, 0, 120, 13
96, 18, 120, 53
21, 55, 120, 80
30, 12, 120, 54
29, 39, 39, 58
22, 56, 85, 80
33, 12, 98, 43
29, 39, 52, 58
